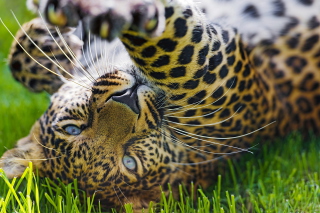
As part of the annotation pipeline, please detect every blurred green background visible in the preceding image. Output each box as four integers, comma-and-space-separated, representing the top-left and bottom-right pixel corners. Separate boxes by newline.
0, 0, 48, 155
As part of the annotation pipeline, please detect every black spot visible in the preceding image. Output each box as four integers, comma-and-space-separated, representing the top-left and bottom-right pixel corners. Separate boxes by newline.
286, 56, 307, 73
133, 57, 146, 66
167, 83, 180, 89
314, 95, 320, 105
15, 43, 23, 54
10, 60, 22, 72
226, 76, 238, 89
226, 39, 236, 54
183, 8, 193, 18
234, 61, 243, 73
25, 57, 31, 64
212, 86, 224, 99
184, 110, 196, 117
277, 80, 293, 97
219, 108, 231, 118
30, 66, 38, 74
263, 48, 280, 56
227, 94, 240, 106
212, 96, 226, 106
297, 0, 313, 5
209, 52, 223, 70
238, 80, 246, 92
212, 40, 221, 51
242, 64, 251, 77
188, 90, 207, 104
157, 39, 177, 52
170, 93, 186, 101
174, 18, 188, 38
150, 71, 167, 79
272, 0, 285, 16
253, 56, 263, 67
170, 66, 186, 78
296, 97, 312, 113
42, 45, 52, 52
141, 46, 157, 58
123, 42, 135, 52
28, 79, 37, 89
203, 72, 216, 84
198, 45, 209, 65
219, 65, 229, 79
123, 34, 147, 46
222, 30, 229, 43
183, 80, 199, 89
243, 95, 252, 102
243, 4, 260, 18
151, 55, 170, 67
165, 7, 174, 19
286, 33, 301, 49
178, 45, 194, 64
299, 73, 319, 92
193, 65, 208, 79
192, 25, 204, 43
302, 34, 319, 52
308, 16, 320, 30
227, 55, 235, 66
280, 17, 299, 35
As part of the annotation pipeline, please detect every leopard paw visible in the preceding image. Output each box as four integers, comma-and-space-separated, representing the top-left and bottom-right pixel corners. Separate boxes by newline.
40, 0, 165, 41
8, 18, 83, 94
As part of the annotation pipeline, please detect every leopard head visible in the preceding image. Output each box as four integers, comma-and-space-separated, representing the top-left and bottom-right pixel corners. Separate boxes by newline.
1, 68, 191, 209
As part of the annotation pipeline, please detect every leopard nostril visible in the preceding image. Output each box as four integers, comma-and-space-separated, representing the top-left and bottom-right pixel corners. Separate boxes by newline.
112, 85, 140, 114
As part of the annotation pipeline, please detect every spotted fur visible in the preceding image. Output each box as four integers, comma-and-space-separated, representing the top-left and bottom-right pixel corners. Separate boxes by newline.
1, 0, 320, 210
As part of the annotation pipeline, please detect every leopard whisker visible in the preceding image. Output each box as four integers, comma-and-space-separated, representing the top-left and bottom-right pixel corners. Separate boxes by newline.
117, 186, 130, 203
160, 72, 225, 111
11, 14, 73, 79
169, 121, 276, 140
163, 106, 242, 127
87, 32, 102, 78
32, 133, 69, 155
163, 79, 231, 115
113, 186, 124, 207
171, 155, 225, 166
3, 14, 91, 90
166, 107, 222, 119
93, 36, 105, 77
54, 26, 96, 83
162, 124, 251, 154
38, 13, 96, 84
157, 128, 226, 156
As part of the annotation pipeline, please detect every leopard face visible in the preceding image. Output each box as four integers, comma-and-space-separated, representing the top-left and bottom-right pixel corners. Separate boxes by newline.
34, 70, 192, 208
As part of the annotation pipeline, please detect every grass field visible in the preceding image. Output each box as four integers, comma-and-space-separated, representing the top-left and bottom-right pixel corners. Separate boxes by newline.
0, 0, 319, 212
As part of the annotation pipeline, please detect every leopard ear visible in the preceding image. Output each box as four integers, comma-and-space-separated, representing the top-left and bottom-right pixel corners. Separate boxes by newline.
0, 121, 44, 179
8, 18, 84, 94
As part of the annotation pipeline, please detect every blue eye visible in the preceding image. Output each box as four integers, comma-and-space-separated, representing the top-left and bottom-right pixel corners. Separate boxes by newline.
64, 125, 82, 135
123, 155, 136, 170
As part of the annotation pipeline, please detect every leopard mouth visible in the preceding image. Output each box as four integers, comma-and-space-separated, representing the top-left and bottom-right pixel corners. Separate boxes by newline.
111, 84, 140, 114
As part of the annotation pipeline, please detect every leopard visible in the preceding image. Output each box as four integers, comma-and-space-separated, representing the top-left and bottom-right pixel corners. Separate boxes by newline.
1, 0, 320, 211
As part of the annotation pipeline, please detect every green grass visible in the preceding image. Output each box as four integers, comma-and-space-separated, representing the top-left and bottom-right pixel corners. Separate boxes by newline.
0, 1, 319, 212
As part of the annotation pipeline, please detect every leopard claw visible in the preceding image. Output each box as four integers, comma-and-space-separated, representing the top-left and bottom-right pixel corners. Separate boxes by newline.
90, 11, 128, 42
46, 3, 67, 26
45, 1, 79, 27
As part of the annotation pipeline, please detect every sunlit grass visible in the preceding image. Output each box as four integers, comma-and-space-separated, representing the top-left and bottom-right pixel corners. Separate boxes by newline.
0, 134, 318, 212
